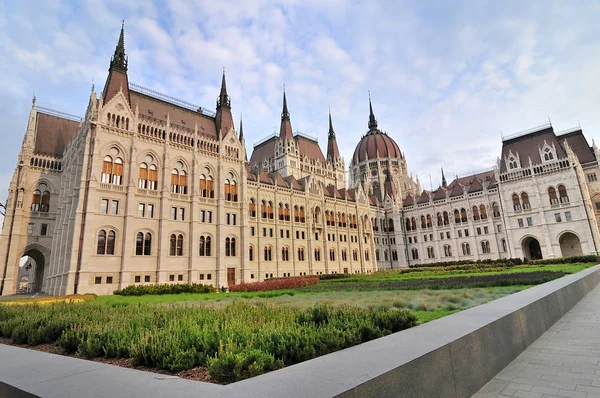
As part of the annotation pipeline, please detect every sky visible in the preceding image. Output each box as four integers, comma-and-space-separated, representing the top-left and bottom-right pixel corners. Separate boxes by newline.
1, 0, 600, 225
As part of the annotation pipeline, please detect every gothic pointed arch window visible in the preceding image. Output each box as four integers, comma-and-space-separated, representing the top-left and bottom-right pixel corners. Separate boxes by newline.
405, 217, 411, 231
225, 237, 236, 257
267, 201, 274, 219
420, 215, 426, 229
454, 209, 460, 224
101, 151, 124, 185
264, 245, 273, 261
492, 202, 500, 218
521, 192, 530, 209
249, 198, 256, 217
294, 205, 300, 222
472, 206, 480, 221
31, 189, 41, 212
170, 233, 184, 256
426, 214, 432, 228
224, 172, 237, 202
97, 229, 116, 255
136, 232, 152, 255
558, 185, 569, 203
279, 203, 285, 221
285, 204, 290, 221
300, 206, 306, 223
389, 218, 395, 232
437, 212, 443, 227
481, 240, 491, 254
460, 208, 467, 223
543, 146, 555, 161
171, 162, 187, 194
261, 200, 267, 218
199, 167, 214, 198
512, 193, 521, 211
548, 187, 558, 205
480, 204, 487, 219
443, 211, 449, 225
411, 217, 416, 230
139, 155, 158, 190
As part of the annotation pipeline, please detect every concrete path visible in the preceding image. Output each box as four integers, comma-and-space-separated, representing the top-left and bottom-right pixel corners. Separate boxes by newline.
473, 283, 600, 398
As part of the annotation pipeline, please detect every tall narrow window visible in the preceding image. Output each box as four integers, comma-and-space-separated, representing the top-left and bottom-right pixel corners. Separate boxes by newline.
548, 187, 558, 205
170, 234, 176, 256
31, 189, 41, 211
136, 232, 143, 255
492, 202, 500, 218
472, 206, 480, 221
97, 230, 107, 255
558, 185, 569, 203
106, 230, 115, 255
144, 233, 152, 255
138, 163, 148, 188
249, 199, 256, 217
176, 234, 183, 256
522, 192, 530, 209
512, 193, 521, 211
480, 205, 487, 219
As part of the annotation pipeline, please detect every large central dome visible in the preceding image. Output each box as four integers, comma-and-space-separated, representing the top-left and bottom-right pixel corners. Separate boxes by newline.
351, 100, 402, 164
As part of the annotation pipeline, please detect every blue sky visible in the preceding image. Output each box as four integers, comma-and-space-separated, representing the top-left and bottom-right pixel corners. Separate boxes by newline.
1, 0, 600, 222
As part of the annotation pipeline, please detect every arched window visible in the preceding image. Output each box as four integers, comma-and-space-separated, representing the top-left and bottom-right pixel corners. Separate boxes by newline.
389, 218, 395, 232
492, 202, 500, 218
421, 215, 426, 229
279, 203, 285, 221
392, 250, 398, 261
261, 200, 267, 218
170, 233, 184, 256
376, 250, 380, 261
462, 243, 471, 256
294, 206, 300, 222
558, 185, 569, 203
298, 247, 305, 261
384, 250, 389, 261
481, 240, 490, 254
225, 237, 236, 257
285, 204, 290, 221
97, 230, 107, 255
548, 187, 558, 205
199, 167, 215, 198
300, 206, 306, 223
31, 189, 41, 212
282, 247, 289, 261
171, 165, 187, 194
405, 218, 411, 231
411, 217, 416, 230
266, 246, 274, 261
472, 206, 480, 221
426, 215, 432, 228
314, 247, 321, 261
329, 248, 336, 261
249, 245, 254, 261
97, 229, 115, 255
267, 201, 274, 219
199, 236, 209, 256
480, 205, 487, 219
444, 245, 452, 257
501, 239, 507, 252
249, 199, 256, 217
39, 189, 50, 212
224, 172, 237, 202
427, 247, 435, 259
136, 232, 152, 255
454, 209, 460, 224
443, 211, 449, 225
411, 248, 418, 260
138, 156, 158, 190
437, 213, 443, 227
313, 207, 321, 224
512, 193, 521, 211
521, 192, 530, 209
101, 155, 124, 185
460, 208, 467, 223
364, 249, 370, 261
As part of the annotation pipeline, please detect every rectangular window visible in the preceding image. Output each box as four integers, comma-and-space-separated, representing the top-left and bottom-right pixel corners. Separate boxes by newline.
40, 224, 48, 236
477, 227, 481, 235
251, 227, 255, 236
315, 232, 319, 240
464, 229, 469, 237
27, 223, 34, 236
95, 276, 102, 284
179, 208, 185, 221
110, 200, 119, 215
587, 173, 597, 182
135, 275, 141, 283
440, 233, 444, 240
280, 229, 284, 238
302, 231, 305, 239
171, 207, 177, 220
458, 230, 462, 238
484, 226, 489, 234
270, 229, 273, 237
207, 274, 212, 280
497, 224, 502, 232
106, 276, 113, 284
178, 274, 183, 281
200, 210, 206, 222
263, 228, 267, 237
296, 231, 299, 239
518, 218, 524, 227
100, 199, 109, 214
227, 213, 232, 225
408, 237, 412, 244
424, 235, 428, 242
138, 203, 145, 217
596, 202, 600, 211
414, 236, 418, 243
144, 275, 150, 282
147, 204, 154, 218
199, 273, 205, 280
286, 230, 290, 238
169, 274, 175, 281
555, 213, 562, 222
565, 211, 572, 222
208, 211, 212, 223
526, 217, 533, 227
446, 232, 450, 239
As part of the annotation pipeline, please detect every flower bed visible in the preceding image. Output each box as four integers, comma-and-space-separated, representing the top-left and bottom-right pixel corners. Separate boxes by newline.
113, 283, 215, 296
0, 302, 417, 383
228, 276, 319, 292
0, 294, 96, 306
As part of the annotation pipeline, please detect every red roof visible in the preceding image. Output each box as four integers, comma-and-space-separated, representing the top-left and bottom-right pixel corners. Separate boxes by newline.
34, 112, 80, 157
499, 126, 567, 173
558, 129, 596, 165
296, 135, 325, 162
352, 130, 402, 164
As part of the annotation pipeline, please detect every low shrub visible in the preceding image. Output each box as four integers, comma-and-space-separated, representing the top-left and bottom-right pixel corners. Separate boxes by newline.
113, 283, 216, 296
409, 255, 599, 269
228, 276, 319, 292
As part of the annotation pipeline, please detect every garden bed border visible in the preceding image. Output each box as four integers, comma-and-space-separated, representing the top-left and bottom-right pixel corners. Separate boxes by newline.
1, 264, 599, 398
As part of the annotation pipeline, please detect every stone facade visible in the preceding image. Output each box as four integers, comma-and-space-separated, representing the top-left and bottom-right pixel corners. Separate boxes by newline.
1, 26, 599, 296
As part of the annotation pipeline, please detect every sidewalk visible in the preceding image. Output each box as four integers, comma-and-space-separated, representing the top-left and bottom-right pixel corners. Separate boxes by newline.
473, 283, 600, 398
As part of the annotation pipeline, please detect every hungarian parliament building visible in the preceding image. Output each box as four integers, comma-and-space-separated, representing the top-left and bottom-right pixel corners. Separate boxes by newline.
1, 26, 600, 296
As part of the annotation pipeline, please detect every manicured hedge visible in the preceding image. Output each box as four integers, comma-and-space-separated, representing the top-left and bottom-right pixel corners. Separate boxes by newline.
0, 302, 418, 383
302, 270, 567, 292
114, 283, 215, 296
228, 276, 319, 292
409, 255, 599, 269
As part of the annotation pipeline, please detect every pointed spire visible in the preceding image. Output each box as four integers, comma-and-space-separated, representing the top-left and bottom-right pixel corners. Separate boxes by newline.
279, 88, 293, 141
217, 68, 230, 109
441, 167, 447, 187
368, 93, 378, 131
110, 20, 127, 72
327, 109, 340, 163
238, 115, 244, 141
281, 89, 290, 121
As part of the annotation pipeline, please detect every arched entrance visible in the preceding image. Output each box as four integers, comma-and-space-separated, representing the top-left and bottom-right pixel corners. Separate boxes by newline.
19, 247, 47, 294
559, 232, 583, 257
522, 237, 543, 260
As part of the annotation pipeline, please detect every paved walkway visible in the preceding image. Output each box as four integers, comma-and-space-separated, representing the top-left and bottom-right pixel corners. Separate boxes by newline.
473, 284, 600, 398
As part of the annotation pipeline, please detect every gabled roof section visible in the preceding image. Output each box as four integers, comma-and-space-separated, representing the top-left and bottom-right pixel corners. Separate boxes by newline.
337, 188, 347, 200
433, 187, 446, 201
245, 165, 257, 181
369, 195, 382, 207
487, 175, 498, 189
34, 111, 80, 157
283, 175, 303, 191
558, 129, 596, 165
499, 125, 567, 173
449, 182, 464, 197
417, 190, 430, 204
346, 188, 357, 202
403, 194, 414, 207
468, 178, 483, 193
259, 170, 272, 185
273, 172, 288, 188
249, 136, 277, 165
296, 135, 326, 162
